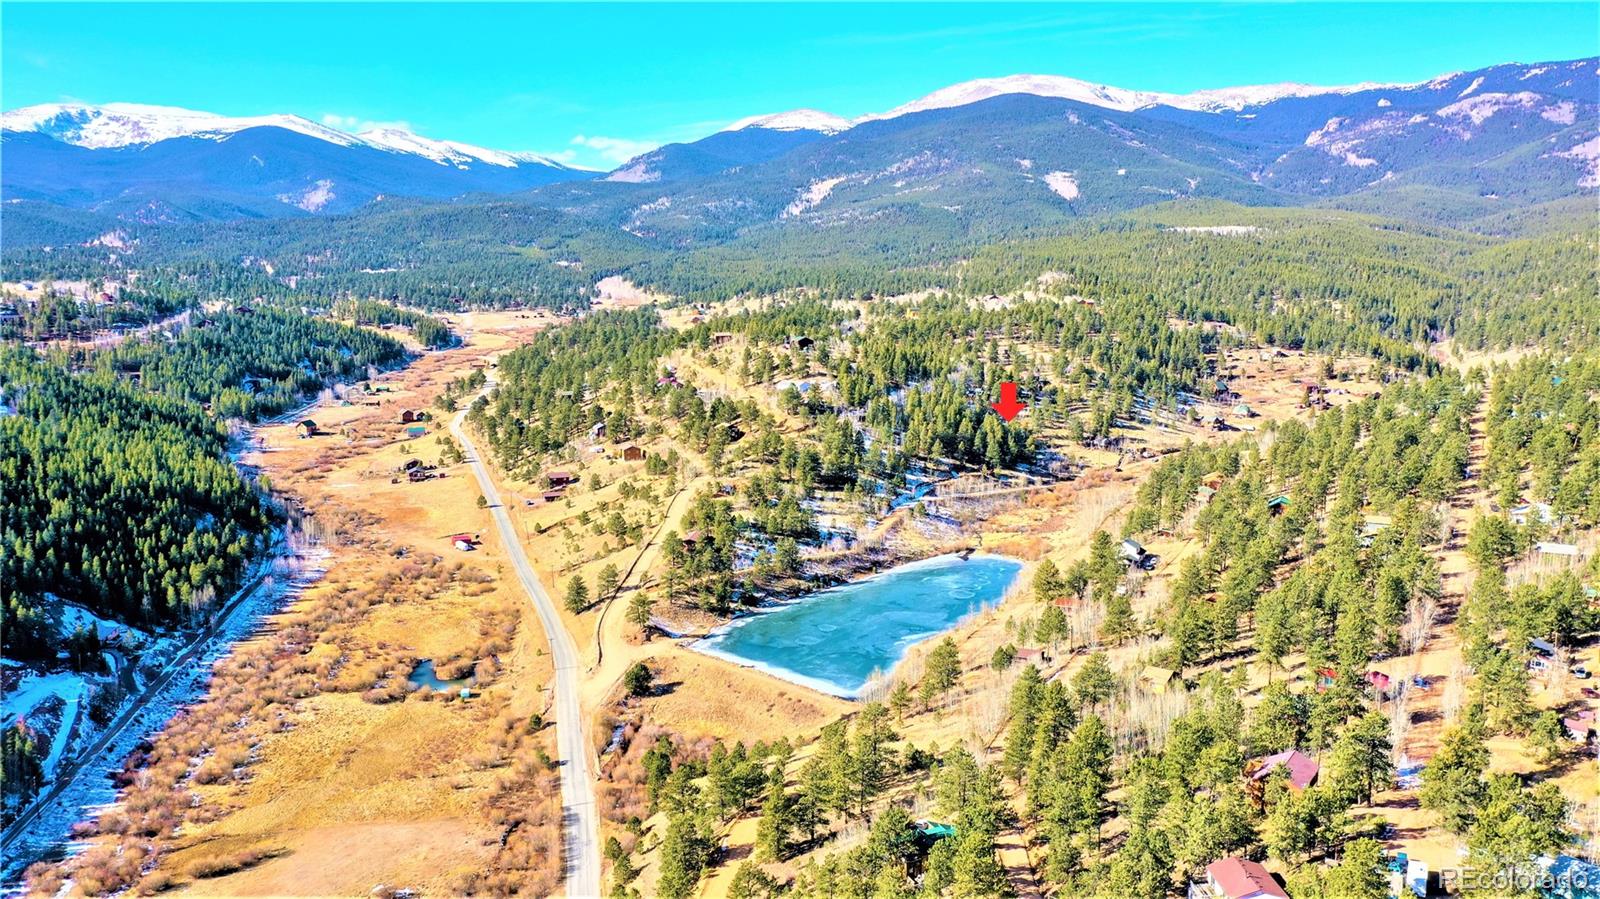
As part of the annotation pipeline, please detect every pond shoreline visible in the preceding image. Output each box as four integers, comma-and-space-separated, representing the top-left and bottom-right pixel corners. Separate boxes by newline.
687, 552, 1024, 700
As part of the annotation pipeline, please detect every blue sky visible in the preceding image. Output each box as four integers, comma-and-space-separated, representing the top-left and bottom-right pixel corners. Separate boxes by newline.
4, 2, 1597, 169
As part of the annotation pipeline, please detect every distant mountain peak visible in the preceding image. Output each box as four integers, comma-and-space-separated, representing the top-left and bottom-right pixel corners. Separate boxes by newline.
1, 101, 359, 149
853, 73, 1416, 123
1, 101, 589, 171
723, 109, 853, 134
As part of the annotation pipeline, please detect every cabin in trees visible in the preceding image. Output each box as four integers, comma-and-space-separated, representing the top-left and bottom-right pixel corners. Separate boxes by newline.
681, 529, 706, 550
711, 332, 735, 347
1015, 647, 1049, 665
620, 444, 646, 462
1137, 666, 1177, 692
399, 409, 427, 424
1266, 495, 1292, 516
1199, 857, 1289, 899
787, 334, 816, 351
546, 471, 578, 488
1247, 749, 1319, 794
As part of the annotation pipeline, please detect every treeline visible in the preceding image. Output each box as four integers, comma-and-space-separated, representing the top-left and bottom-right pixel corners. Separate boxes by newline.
330, 298, 455, 349
98, 307, 408, 419
0, 350, 272, 658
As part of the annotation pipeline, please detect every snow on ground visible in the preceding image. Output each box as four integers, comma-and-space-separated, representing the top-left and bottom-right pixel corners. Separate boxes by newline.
784, 177, 845, 217
1, 672, 84, 723
1, 546, 328, 883
1165, 225, 1262, 235
1436, 91, 1542, 125
1043, 171, 1080, 201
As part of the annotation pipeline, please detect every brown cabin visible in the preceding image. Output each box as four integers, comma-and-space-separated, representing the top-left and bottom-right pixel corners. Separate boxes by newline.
711, 332, 734, 346
546, 471, 578, 487
621, 445, 645, 462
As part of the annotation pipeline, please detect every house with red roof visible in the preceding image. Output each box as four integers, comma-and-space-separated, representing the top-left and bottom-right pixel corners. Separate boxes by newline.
1202, 857, 1290, 899
1247, 749, 1319, 792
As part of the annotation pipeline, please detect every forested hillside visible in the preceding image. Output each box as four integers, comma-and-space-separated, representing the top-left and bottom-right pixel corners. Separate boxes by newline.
98, 307, 408, 419
0, 351, 271, 658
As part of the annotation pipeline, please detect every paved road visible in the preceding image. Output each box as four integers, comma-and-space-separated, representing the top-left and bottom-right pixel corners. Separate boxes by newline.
451, 393, 602, 898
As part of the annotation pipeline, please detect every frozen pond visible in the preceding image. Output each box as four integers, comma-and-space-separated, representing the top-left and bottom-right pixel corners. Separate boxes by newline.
695, 554, 1022, 698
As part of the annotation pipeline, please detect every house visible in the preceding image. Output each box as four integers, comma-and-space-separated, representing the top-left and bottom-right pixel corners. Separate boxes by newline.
542, 489, 566, 503
1530, 637, 1557, 658
1119, 539, 1146, 564
1015, 647, 1049, 664
1510, 501, 1556, 526
1197, 484, 1217, 503
296, 419, 318, 438
1314, 667, 1339, 692
447, 533, 479, 552
682, 529, 706, 549
1266, 495, 1291, 516
1248, 749, 1320, 792
789, 335, 816, 351
1138, 666, 1177, 692
620, 444, 646, 462
406, 425, 427, 438
1201, 857, 1289, 899
1365, 670, 1392, 694
399, 409, 422, 423
1201, 471, 1227, 490
589, 421, 607, 440
546, 471, 578, 487
711, 332, 734, 346
1232, 403, 1256, 417
1052, 596, 1078, 610
1563, 717, 1596, 743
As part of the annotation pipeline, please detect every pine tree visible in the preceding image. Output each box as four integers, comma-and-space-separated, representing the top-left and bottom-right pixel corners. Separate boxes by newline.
564, 574, 590, 613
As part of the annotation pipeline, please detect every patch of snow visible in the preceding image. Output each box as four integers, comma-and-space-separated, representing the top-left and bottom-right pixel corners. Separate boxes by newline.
278, 179, 335, 213
1166, 225, 1261, 235
1117, 168, 1127, 176
1520, 66, 1553, 79
1456, 76, 1486, 98
1551, 135, 1600, 187
1436, 91, 1542, 125
784, 176, 846, 217
356, 127, 575, 169
1540, 102, 1577, 125
605, 160, 660, 183
1377, 98, 1392, 107
1016, 158, 1033, 170
723, 109, 851, 134
1043, 171, 1080, 200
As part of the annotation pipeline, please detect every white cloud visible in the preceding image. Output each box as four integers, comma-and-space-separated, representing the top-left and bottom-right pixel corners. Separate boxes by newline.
570, 133, 661, 164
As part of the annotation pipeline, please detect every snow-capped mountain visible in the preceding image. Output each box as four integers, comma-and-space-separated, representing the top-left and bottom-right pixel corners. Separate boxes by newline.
723, 109, 853, 134
1, 102, 361, 149
2, 102, 596, 220
2, 102, 584, 171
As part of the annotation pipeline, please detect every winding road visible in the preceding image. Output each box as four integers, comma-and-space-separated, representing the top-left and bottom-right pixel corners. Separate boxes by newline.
451, 388, 602, 899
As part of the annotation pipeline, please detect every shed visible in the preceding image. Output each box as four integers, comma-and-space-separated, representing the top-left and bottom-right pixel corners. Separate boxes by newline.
406, 425, 427, 438
621, 444, 646, 462
1138, 666, 1177, 692
1119, 539, 1146, 563
1536, 542, 1579, 558
711, 332, 734, 346
542, 489, 566, 503
296, 419, 318, 438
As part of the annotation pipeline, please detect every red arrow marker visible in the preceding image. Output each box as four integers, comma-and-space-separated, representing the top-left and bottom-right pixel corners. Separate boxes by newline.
991, 381, 1026, 422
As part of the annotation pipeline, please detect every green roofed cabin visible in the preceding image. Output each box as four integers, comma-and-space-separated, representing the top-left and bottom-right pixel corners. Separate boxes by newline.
1266, 495, 1291, 516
